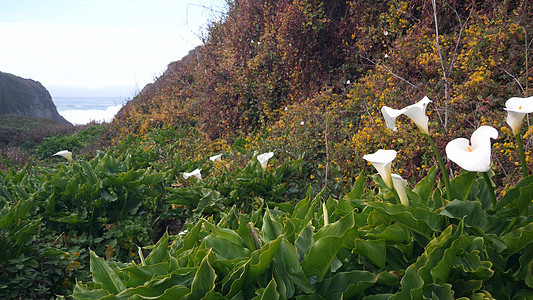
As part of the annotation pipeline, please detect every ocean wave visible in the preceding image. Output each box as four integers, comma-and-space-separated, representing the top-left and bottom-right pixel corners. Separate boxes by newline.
59, 104, 123, 125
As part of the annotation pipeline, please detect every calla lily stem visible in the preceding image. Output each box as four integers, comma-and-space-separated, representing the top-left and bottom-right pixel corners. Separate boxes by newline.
425, 133, 452, 200
481, 172, 497, 209
514, 133, 529, 178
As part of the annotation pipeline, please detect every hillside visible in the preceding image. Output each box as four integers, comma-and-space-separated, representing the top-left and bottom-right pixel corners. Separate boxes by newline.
110, 0, 532, 187
0, 71, 70, 124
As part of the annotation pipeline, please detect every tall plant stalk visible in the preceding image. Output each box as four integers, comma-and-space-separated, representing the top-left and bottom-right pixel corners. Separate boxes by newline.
425, 133, 452, 200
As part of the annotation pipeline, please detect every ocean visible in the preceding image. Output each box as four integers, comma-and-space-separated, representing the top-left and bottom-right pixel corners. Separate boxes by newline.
53, 97, 128, 125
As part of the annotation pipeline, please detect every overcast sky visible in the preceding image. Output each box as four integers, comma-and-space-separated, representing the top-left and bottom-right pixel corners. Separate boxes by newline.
0, 0, 227, 98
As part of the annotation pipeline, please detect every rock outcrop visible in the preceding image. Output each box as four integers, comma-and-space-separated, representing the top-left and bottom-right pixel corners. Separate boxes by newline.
0, 71, 70, 124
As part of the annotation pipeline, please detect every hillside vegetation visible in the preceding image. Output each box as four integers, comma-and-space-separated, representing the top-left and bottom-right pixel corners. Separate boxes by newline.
1, 0, 533, 299
109, 0, 532, 191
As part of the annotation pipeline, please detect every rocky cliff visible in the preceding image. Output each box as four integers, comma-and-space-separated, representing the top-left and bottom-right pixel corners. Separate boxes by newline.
0, 71, 70, 124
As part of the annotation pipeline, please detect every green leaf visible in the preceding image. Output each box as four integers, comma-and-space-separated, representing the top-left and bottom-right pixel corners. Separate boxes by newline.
301, 235, 343, 281
449, 171, 477, 200
184, 250, 217, 299
317, 270, 377, 299
89, 250, 125, 294
354, 239, 386, 268
392, 222, 464, 299
262, 207, 282, 243
145, 231, 170, 265
362, 201, 440, 239
413, 166, 437, 204
273, 239, 315, 296
440, 199, 488, 229
496, 182, 533, 219
502, 222, 533, 255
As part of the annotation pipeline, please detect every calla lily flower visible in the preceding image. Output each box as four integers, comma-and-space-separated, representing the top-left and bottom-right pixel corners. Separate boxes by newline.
362, 149, 397, 188
391, 174, 409, 205
445, 126, 498, 172
209, 154, 223, 162
504, 96, 533, 136
53, 150, 73, 162
381, 96, 432, 134
183, 169, 202, 180
257, 152, 274, 170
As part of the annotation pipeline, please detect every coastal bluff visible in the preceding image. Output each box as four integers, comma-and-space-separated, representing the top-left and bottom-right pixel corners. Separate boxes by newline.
0, 71, 70, 124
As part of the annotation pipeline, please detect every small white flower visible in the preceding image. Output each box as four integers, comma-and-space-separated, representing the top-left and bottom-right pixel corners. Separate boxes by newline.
384, 30, 389, 36
209, 154, 223, 162
445, 126, 498, 172
284, 107, 288, 111
384, 54, 389, 58
381, 96, 432, 134
300, 121, 305, 126
257, 152, 274, 170
391, 174, 409, 205
183, 169, 202, 180
346, 80, 351, 84
504, 96, 533, 136
363, 149, 397, 188
178, 229, 188, 236
53, 150, 73, 162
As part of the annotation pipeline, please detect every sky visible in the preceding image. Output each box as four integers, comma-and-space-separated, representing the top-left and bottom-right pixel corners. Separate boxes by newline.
0, 0, 228, 98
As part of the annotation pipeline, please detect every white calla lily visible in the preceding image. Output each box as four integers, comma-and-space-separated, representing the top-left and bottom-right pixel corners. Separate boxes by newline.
183, 169, 202, 180
362, 149, 397, 188
381, 96, 432, 134
257, 152, 274, 170
53, 150, 73, 162
391, 174, 409, 205
209, 154, 223, 162
504, 96, 533, 136
445, 126, 498, 172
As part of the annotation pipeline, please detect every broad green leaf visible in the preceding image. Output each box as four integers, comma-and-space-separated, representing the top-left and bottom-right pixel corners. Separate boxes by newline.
362, 201, 440, 239
440, 199, 488, 229
301, 235, 343, 281
354, 239, 386, 268
262, 207, 282, 243
145, 231, 170, 265
203, 220, 245, 247
448, 171, 477, 200
89, 250, 126, 294
392, 222, 464, 299
295, 224, 313, 261
496, 175, 533, 209
204, 235, 251, 260
497, 182, 533, 219
273, 239, 315, 296
184, 250, 216, 299
255, 278, 279, 300
413, 166, 437, 204
502, 222, 533, 255
317, 270, 377, 299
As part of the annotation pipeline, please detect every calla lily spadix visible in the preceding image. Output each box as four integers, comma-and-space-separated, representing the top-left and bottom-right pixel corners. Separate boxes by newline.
362, 149, 397, 189
53, 150, 73, 162
504, 96, 533, 136
381, 96, 432, 134
445, 126, 498, 172
209, 154, 223, 162
257, 152, 274, 170
391, 174, 409, 206
183, 169, 202, 180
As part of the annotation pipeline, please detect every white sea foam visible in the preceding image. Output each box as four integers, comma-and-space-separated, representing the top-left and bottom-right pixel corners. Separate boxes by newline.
59, 104, 123, 125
